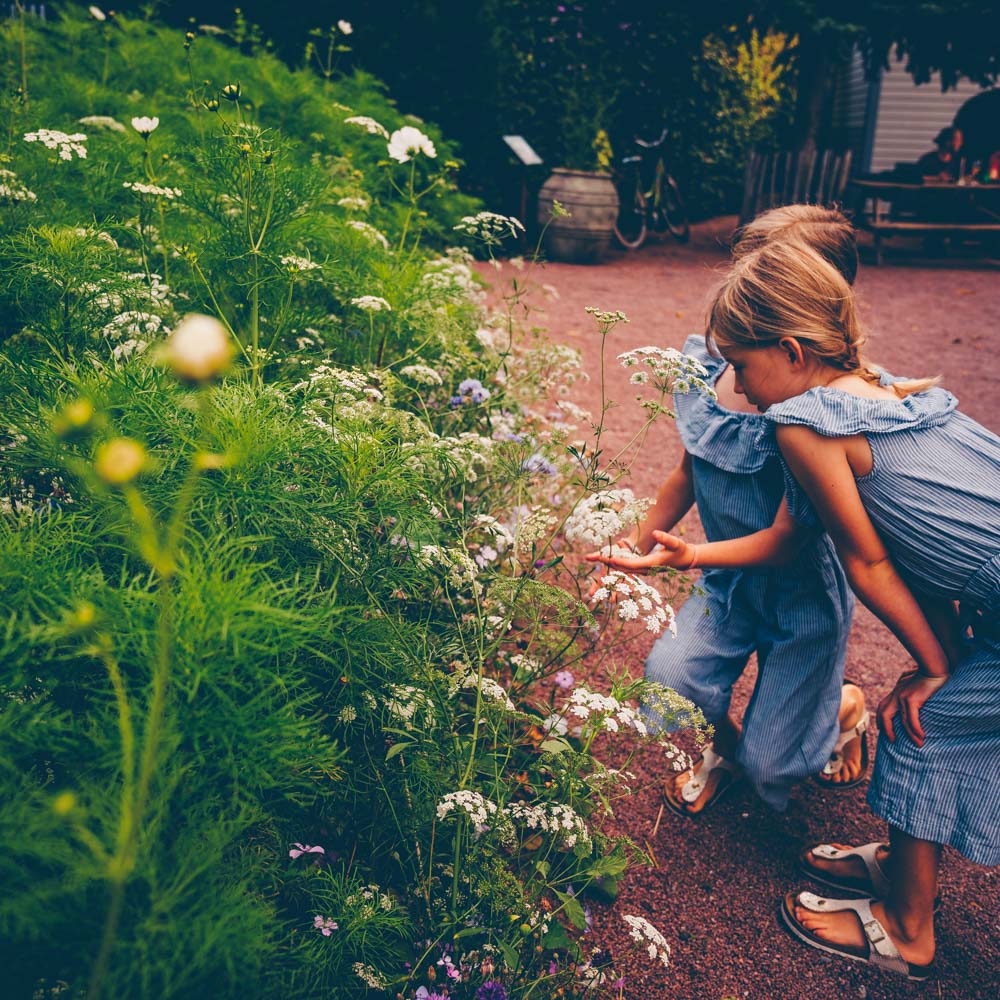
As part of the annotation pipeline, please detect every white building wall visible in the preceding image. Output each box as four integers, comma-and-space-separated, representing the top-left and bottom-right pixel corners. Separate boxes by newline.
869, 59, 988, 173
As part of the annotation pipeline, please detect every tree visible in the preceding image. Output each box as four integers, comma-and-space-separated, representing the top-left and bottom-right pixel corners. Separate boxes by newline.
754, 2, 1000, 148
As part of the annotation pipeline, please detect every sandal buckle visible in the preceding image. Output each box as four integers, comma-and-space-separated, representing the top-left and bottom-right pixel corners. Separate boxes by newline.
864, 919, 885, 944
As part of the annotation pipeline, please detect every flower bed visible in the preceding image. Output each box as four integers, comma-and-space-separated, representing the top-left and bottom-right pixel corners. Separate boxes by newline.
0, 9, 708, 998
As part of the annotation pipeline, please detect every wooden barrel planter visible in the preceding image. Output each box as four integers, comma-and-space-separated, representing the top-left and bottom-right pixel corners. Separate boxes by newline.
537, 168, 619, 264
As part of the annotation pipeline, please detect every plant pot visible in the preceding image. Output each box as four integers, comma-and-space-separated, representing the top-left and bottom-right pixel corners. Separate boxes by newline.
536, 168, 619, 264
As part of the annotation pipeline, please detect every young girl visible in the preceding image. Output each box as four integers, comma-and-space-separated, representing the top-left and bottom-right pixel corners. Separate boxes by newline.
636, 238, 998, 980
589, 206, 869, 816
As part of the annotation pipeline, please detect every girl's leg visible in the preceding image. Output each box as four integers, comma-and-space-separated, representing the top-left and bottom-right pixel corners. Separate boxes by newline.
643, 589, 755, 811
794, 827, 938, 966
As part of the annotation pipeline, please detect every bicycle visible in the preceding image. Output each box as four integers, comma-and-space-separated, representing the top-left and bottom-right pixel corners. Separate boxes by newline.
613, 128, 690, 249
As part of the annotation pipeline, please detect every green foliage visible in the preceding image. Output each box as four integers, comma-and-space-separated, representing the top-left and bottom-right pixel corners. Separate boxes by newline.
0, 7, 707, 999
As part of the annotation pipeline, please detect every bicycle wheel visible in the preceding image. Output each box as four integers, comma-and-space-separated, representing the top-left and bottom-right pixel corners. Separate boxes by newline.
614, 174, 648, 250
662, 175, 690, 243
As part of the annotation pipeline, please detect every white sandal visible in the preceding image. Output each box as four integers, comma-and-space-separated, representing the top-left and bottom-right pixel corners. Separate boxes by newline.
664, 745, 742, 816
816, 711, 870, 789
799, 842, 890, 896
780, 891, 935, 981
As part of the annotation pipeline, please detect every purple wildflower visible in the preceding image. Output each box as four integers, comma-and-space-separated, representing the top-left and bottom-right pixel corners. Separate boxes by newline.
289, 842, 324, 859
475, 983, 508, 1000
554, 669, 574, 689
521, 452, 557, 475
312, 915, 338, 936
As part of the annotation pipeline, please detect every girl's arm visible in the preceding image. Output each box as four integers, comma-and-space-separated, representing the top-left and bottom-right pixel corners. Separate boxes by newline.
600, 451, 696, 556
777, 424, 950, 746
586, 497, 806, 572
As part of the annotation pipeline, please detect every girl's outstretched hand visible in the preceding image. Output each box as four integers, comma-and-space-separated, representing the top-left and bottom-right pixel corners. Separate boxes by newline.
584, 530, 698, 573
877, 670, 949, 747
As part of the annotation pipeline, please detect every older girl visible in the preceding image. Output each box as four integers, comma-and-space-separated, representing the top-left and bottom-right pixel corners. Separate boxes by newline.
690, 240, 999, 981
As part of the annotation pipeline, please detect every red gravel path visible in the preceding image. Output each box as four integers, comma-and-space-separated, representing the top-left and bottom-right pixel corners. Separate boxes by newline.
482, 221, 999, 999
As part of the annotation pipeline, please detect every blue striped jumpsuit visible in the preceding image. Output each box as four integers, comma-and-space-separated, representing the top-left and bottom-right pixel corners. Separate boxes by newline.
644, 336, 854, 810
765, 383, 1000, 865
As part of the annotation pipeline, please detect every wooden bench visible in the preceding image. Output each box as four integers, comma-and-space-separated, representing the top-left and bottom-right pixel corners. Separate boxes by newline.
850, 178, 1000, 264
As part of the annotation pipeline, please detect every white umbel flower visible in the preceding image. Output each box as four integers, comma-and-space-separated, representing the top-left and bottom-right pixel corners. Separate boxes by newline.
161, 314, 233, 382
387, 126, 436, 163
337, 19, 353, 34
351, 295, 391, 312
623, 914, 671, 967
343, 115, 388, 139
131, 116, 160, 136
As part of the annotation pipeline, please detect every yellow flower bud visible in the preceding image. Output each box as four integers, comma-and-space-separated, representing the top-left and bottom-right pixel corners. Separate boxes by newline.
53, 398, 95, 438
221, 82, 241, 101
161, 314, 233, 383
53, 791, 77, 815
95, 437, 147, 485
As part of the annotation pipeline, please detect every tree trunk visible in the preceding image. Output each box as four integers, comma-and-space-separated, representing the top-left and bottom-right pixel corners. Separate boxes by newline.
792, 32, 834, 154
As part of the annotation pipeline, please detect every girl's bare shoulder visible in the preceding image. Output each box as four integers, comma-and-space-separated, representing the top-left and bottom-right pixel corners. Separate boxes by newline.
823, 373, 899, 401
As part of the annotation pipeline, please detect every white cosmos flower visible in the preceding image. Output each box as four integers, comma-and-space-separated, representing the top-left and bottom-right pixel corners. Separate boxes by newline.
161, 314, 233, 382
131, 116, 159, 136
343, 115, 388, 139
89, 6, 106, 20
337, 20, 353, 34
387, 126, 436, 163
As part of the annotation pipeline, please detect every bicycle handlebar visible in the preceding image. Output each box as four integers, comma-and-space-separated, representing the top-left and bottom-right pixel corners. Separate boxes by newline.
634, 127, 670, 150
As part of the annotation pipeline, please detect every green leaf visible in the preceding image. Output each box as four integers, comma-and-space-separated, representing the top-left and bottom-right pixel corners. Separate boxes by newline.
384, 742, 412, 761
541, 920, 571, 949
540, 737, 572, 754
555, 890, 587, 931
498, 941, 520, 971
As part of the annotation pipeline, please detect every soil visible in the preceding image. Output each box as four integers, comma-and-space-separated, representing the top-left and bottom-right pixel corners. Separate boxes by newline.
478, 220, 1000, 1000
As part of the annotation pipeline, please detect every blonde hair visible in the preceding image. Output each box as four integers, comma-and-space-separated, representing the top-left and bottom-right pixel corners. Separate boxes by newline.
708, 239, 938, 397
733, 205, 859, 286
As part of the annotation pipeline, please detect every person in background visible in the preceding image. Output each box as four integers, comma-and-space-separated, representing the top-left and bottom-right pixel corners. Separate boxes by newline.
914, 127, 963, 181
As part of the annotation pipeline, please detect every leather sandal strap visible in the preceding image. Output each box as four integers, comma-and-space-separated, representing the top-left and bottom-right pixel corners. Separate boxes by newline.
679, 745, 737, 803
822, 711, 869, 775
796, 892, 909, 975
811, 842, 891, 897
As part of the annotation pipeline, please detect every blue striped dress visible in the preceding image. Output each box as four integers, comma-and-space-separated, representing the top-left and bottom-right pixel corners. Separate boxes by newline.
644, 336, 854, 810
765, 383, 1000, 865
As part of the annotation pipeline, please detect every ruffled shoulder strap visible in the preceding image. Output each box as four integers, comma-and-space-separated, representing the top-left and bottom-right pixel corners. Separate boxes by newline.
674, 334, 778, 474
764, 384, 958, 438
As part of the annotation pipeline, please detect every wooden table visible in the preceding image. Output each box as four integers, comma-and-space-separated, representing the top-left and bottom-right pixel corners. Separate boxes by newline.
849, 178, 1000, 264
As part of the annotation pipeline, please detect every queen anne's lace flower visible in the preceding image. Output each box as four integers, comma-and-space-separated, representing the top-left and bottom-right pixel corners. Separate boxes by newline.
351, 295, 391, 312
337, 195, 370, 211
280, 254, 320, 272
449, 670, 516, 712
343, 115, 388, 138
623, 914, 671, 967
453, 211, 525, 243
123, 180, 182, 199
564, 489, 652, 549
588, 570, 676, 636
387, 125, 436, 162
346, 219, 390, 248
511, 506, 557, 555
78, 114, 125, 132
24, 129, 87, 160
0, 168, 37, 203
506, 801, 591, 850
399, 363, 442, 386
437, 790, 498, 826
618, 346, 715, 401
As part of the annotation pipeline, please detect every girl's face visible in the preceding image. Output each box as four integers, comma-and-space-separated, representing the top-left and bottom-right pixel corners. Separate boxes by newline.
722, 342, 807, 411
